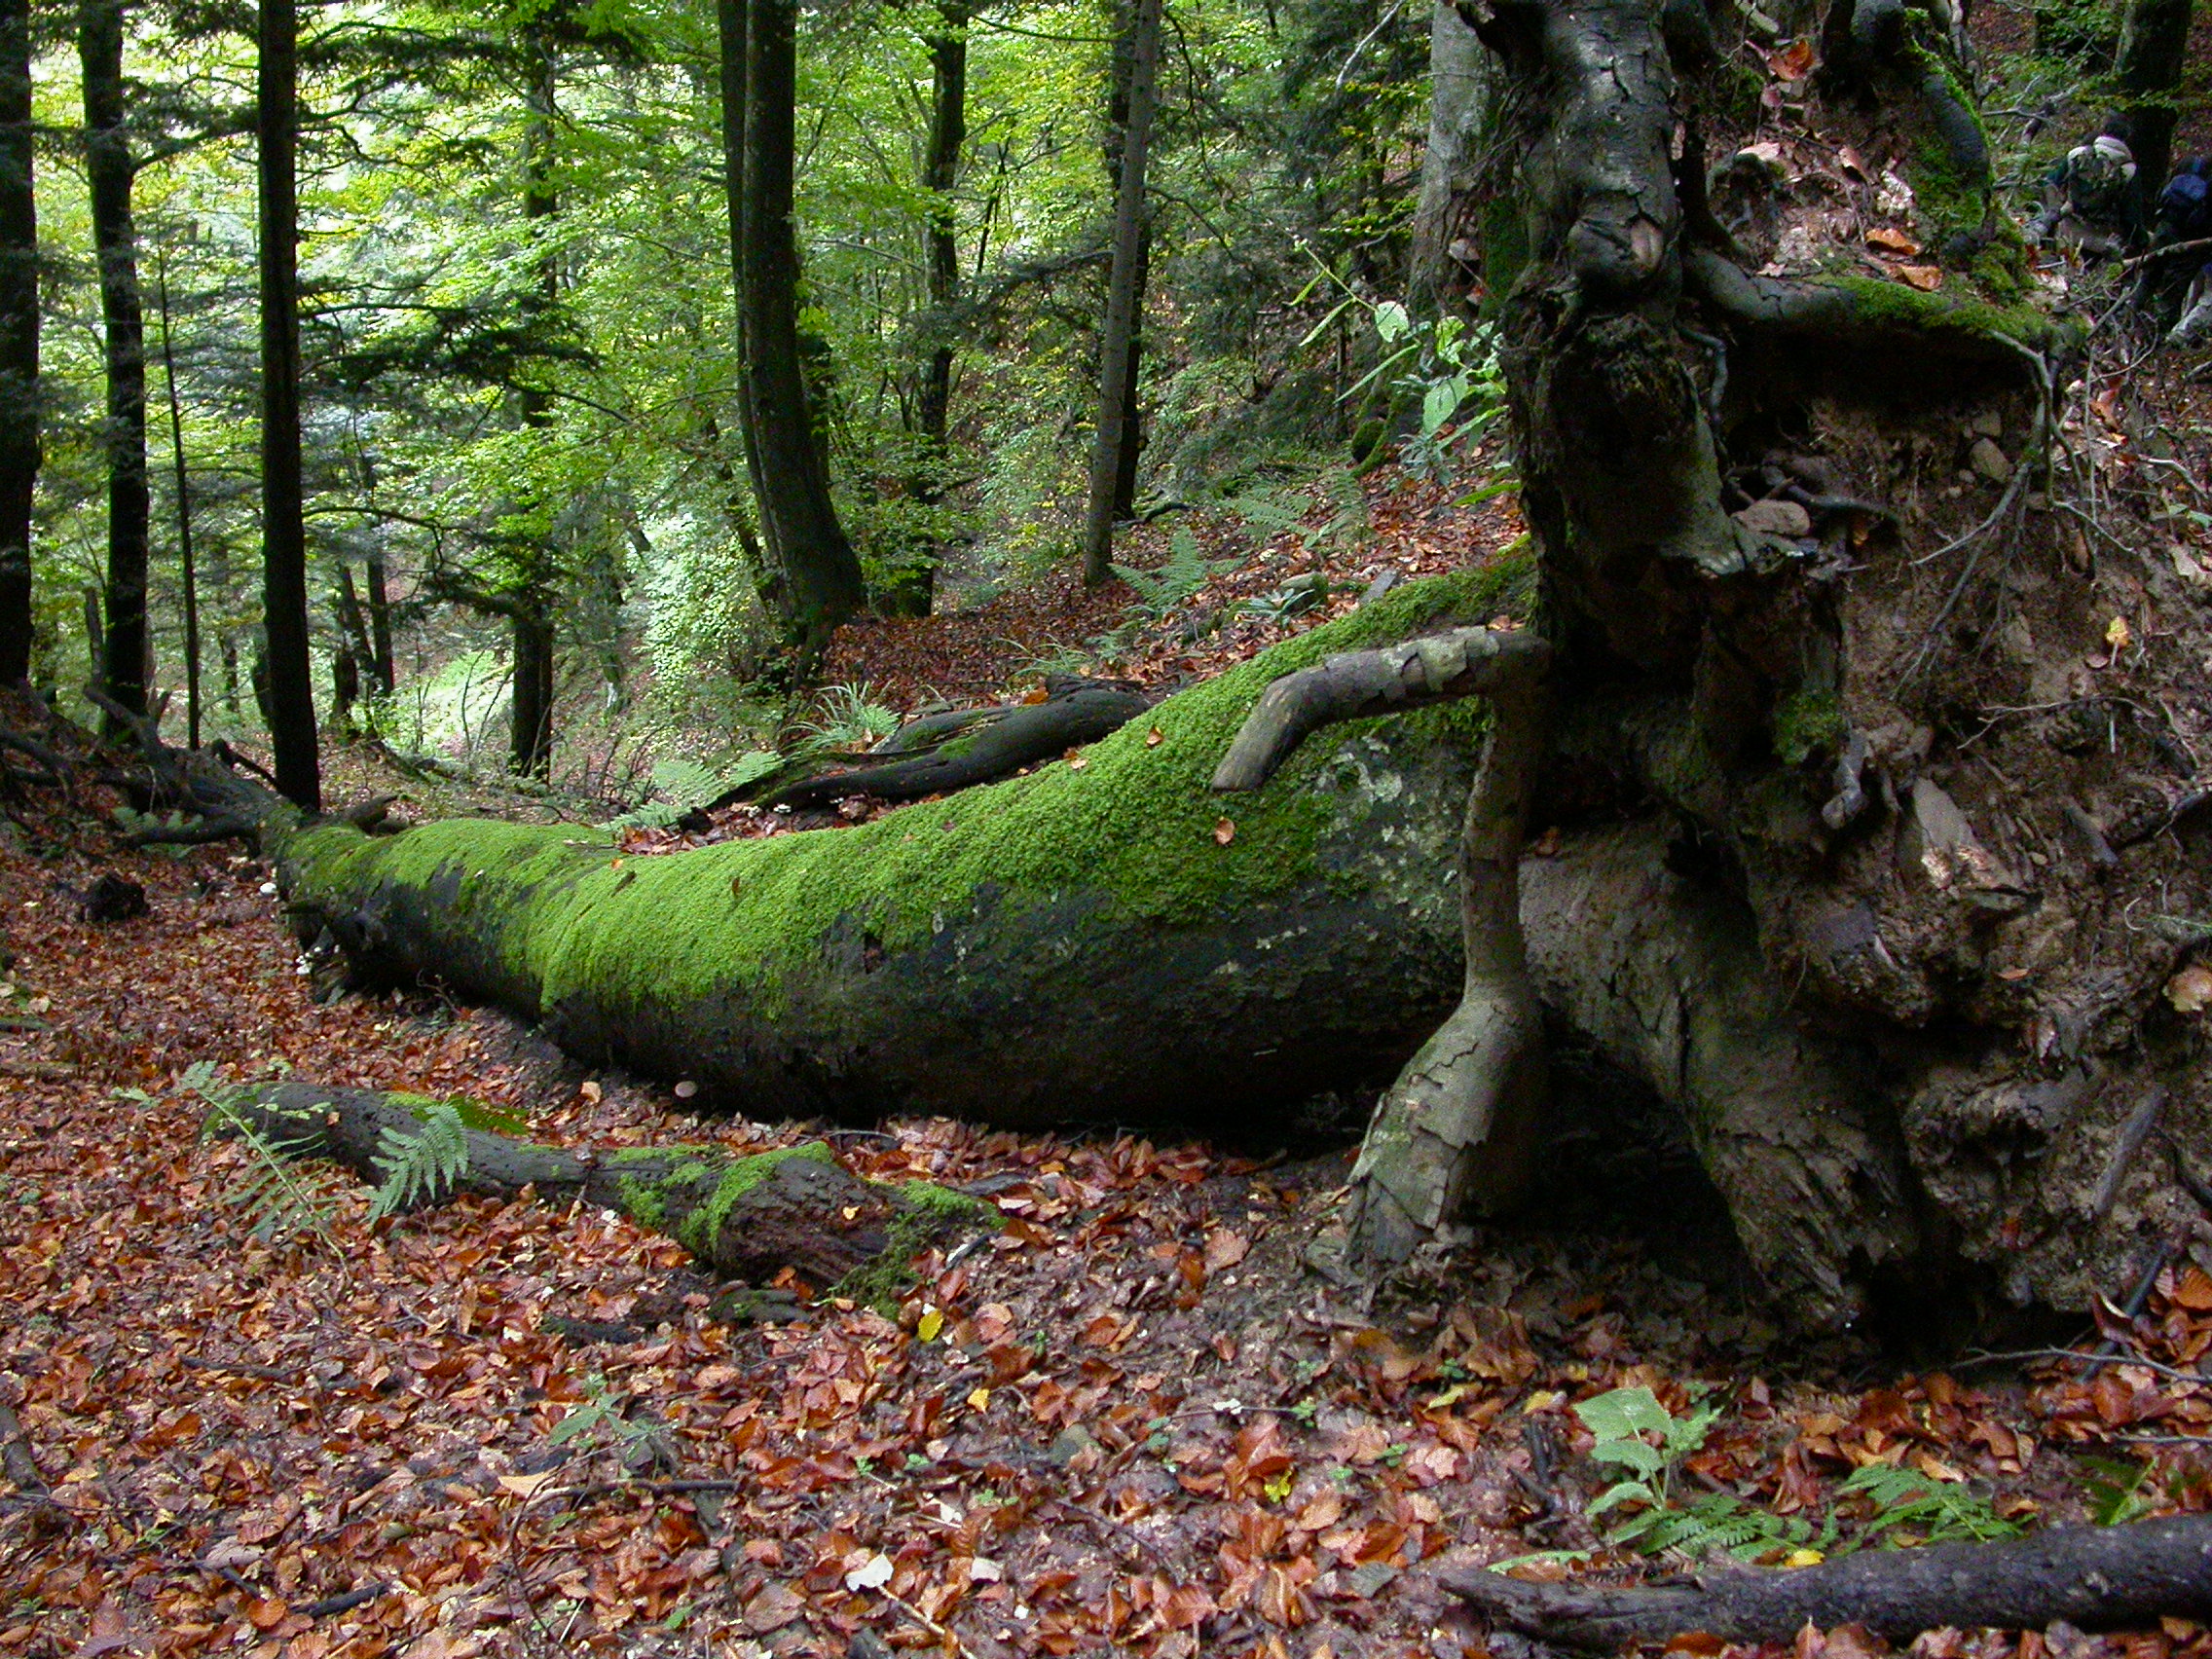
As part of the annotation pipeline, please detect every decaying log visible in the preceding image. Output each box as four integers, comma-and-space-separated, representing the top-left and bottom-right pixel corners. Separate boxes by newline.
764, 676, 1154, 810
276, 572, 1509, 1134
84, 683, 290, 847
224, 1080, 991, 1295
1445, 1513, 2212, 1648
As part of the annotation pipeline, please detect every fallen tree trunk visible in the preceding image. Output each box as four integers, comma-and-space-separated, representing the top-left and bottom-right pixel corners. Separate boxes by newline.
224, 1080, 988, 1297
762, 675, 1154, 810
276, 571, 1510, 1133
1445, 1513, 2212, 1647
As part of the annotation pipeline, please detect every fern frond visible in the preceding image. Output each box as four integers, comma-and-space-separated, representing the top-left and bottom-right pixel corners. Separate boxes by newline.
368, 1102, 473, 1221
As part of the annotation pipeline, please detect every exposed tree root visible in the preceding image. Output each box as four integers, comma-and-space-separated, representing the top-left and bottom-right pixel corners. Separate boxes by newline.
1214, 624, 1554, 1267
1445, 1513, 2212, 1647
225, 1080, 991, 1295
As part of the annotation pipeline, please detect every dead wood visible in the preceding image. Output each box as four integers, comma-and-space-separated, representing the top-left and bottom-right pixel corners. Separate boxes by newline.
224, 1080, 991, 1293
1445, 1513, 2212, 1647
764, 676, 1154, 810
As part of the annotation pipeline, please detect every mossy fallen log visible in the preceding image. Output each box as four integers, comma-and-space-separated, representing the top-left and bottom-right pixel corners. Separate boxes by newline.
226, 1081, 989, 1298
276, 569, 1524, 1131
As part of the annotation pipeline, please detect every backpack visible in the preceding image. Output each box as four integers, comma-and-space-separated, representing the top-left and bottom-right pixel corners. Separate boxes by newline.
2159, 160, 2212, 241
2066, 140, 2139, 226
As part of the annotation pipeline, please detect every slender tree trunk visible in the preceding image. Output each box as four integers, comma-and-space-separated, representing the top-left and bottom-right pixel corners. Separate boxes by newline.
885, 0, 969, 620
80, 0, 151, 722
363, 551, 392, 695
717, 0, 788, 605
740, 0, 866, 653
155, 253, 200, 748
511, 34, 558, 778
0, 0, 35, 686
1409, 0, 1493, 316
1081, 0, 1160, 586
258, 0, 318, 810
2117, 0, 2194, 213
327, 581, 358, 737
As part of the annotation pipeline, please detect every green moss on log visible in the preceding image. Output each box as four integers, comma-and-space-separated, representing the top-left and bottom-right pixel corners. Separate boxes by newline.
279, 564, 1524, 1014
831, 1179, 999, 1312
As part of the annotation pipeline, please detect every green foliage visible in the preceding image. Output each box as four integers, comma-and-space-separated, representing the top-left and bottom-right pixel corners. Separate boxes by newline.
1838, 1462, 2021, 1544
602, 754, 780, 830
1574, 1385, 2019, 1563
547, 1373, 662, 1459
367, 1100, 472, 1222
1113, 527, 1240, 622
185, 1063, 342, 1254
796, 685, 901, 753
2080, 1457, 2157, 1527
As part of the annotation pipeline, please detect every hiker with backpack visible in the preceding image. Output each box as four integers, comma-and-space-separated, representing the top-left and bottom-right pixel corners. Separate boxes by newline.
2146, 157, 2212, 349
2024, 113, 2144, 258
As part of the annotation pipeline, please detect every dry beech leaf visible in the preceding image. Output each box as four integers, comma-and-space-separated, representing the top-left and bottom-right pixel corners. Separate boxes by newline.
1896, 264, 1943, 291
1214, 818, 1236, 846
844, 1552, 894, 1592
578, 1079, 603, 1104
1146, 725, 1164, 746
498, 1470, 561, 1498
1866, 227, 1921, 256
2166, 964, 2212, 1014
1065, 749, 1088, 771
2106, 615, 2132, 651
1204, 1229, 1250, 1271
1766, 38, 1815, 78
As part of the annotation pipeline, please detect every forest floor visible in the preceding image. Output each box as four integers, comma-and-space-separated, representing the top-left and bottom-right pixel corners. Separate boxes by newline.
7, 447, 2212, 1659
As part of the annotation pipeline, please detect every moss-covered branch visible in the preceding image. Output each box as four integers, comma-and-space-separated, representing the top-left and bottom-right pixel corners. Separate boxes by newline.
225, 1081, 988, 1297
276, 569, 1527, 1132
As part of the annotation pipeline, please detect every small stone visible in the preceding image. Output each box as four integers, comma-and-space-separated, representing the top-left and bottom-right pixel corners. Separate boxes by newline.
1734, 498, 1812, 537
1970, 409, 2004, 439
1047, 1425, 1101, 1466
1968, 437, 2011, 484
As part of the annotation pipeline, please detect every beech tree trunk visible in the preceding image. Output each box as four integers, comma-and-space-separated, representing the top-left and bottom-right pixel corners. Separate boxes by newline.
511, 35, 559, 779
0, 0, 34, 687
1080, 0, 1160, 585
258, 0, 319, 812
2117, 0, 2194, 213
156, 255, 201, 749
737, 0, 866, 654
81, 0, 152, 723
276, 572, 1504, 1131
1408, 0, 1492, 316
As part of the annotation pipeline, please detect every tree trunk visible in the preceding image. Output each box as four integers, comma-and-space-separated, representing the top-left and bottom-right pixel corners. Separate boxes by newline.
1080, 0, 1160, 585
510, 35, 559, 780
156, 252, 200, 749
883, 0, 969, 621
80, 0, 152, 724
258, 0, 319, 812
276, 571, 1506, 1130
718, 0, 786, 610
0, 0, 35, 687
2117, 0, 2194, 213
739, 0, 866, 655
363, 551, 393, 695
223, 1081, 990, 1296
1408, 0, 1492, 316
508, 601, 554, 778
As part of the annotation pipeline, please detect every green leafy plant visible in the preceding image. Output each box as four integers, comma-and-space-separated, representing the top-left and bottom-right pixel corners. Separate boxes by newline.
186, 1061, 343, 1255
367, 1100, 473, 1221
797, 683, 902, 752
2080, 1457, 2157, 1527
547, 1373, 662, 1459
1113, 526, 1239, 622
1838, 1462, 2021, 1544
1577, 1385, 1827, 1562
601, 752, 780, 830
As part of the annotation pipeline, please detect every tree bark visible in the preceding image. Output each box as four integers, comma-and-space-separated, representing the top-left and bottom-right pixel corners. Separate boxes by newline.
0, 0, 35, 687
363, 551, 393, 695
2117, 0, 2194, 214
883, 0, 969, 621
510, 32, 558, 779
223, 1081, 990, 1293
258, 0, 319, 812
1408, 0, 1492, 316
1446, 1514, 2212, 1648
80, 0, 152, 724
718, 0, 786, 610
1080, 0, 1160, 585
276, 571, 1506, 1131
155, 254, 200, 749
739, 0, 866, 655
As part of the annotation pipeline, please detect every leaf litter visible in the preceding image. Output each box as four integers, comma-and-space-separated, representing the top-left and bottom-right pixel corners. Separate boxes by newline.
3, 474, 2212, 1659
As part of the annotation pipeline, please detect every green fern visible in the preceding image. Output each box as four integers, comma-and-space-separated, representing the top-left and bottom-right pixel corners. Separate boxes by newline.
368, 1101, 473, 1221
188, 1063, 343, 1252
1113, 527, 1237, 621
602, 752, 779, 830
1838, 1463, 2020, 1544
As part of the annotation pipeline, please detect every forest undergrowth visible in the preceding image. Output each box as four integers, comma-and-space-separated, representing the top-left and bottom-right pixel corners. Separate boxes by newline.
7, 458, 2212, 1659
